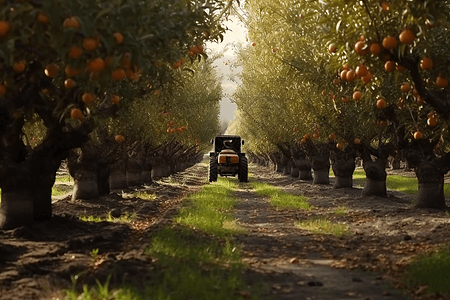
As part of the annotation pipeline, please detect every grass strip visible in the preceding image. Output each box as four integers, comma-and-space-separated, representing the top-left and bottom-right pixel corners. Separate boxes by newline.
64, 177, 256, 300
295, 216, 350, 238
251, 181, 311, 210
330, 169, 450, 197
403, 244, 450, 296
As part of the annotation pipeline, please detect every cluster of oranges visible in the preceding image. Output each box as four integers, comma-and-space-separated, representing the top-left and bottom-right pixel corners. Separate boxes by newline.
166, 120, 187, 134
336, 62, 373, 86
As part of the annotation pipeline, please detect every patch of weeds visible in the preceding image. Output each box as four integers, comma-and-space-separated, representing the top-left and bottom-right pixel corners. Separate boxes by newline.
403, 244, 450, 296
52, 184, 72, 197
333, 206, 349, 215
445, 211, 450, 218
295, 216, 350, 237
177, 177, 242, 236
89, 248, 99, 261
79, 215, 103, 223
251, 181, 311, 210
133, 191, 156, 200
79, 212, 136, 224
55, 175, 72, 183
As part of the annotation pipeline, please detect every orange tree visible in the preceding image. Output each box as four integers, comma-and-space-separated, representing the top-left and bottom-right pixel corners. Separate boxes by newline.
0, 0, 231, 229
234, 0, 450, 206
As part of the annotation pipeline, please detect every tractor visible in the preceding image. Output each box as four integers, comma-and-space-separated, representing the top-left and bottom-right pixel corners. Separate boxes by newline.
208, 135, 248, 182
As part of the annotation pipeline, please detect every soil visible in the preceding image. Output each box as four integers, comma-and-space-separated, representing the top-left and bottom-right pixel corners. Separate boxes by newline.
1, 161, 450, 300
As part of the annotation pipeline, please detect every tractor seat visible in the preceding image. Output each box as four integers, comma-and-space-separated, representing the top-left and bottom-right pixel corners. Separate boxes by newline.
220, 149, 236, 154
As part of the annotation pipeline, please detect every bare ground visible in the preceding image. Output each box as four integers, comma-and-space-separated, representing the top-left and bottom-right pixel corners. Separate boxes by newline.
0, 162, 449, 299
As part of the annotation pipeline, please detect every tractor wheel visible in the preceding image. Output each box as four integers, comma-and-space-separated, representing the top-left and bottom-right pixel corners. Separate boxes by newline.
239, 156, 248, 182
209, 156, 218, 182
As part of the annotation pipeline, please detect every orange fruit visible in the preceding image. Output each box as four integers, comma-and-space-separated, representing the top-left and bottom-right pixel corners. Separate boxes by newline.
413, 131, 423, 140
340, 70, 348, 81
68, 46, 83, 59
273, 48, 277, 53
354, 138, 361, 145
401, 83, 411, 93
113, 32, 124, 45
115, 135, 125, 143
355, 64, 368, 77
13, 60, 27, 73
65, 65, 82, 77
384, 60, 396, 72
417, 96, 424, 105
70, 108, 84, 120
37, 12, 50, 24
399, 29, 415, 44
370, 43, 381, 56
361, 71, 373, 84
342, 63, 350, 71
300, 138, 306, 144
188, 51, 194, 56
83, 37, 99, 51
44, 63, 59, 78
64, 78, 76, 89
82, 92, 96, 104
111, 68, 126, 81
353, 90, 362, 101
436, 75, 448, 88
173, 61, 182, 69
342, 96, 350, 103
121, 52, 132, 68
0, 20, 11, 37
377, 98, 387, 110
329, 133, 336, 140
110, 95, 121, 104
0, 84, 6, 96
425, 19, 438, 29
412, 88, 419, 97
382, 36, 397, 49
63, 17, 80, 29
197, 45, 204, 53
346, 69, 356, 82
396, 64, 406, 72
313, 133, 319, 139
328, 43, 336, 53
420, 57, 433, 70
303, 133, 311, 140
333, 78, 340, 85
336, 143, 343, 149
354, 41, 366, 55
427, 116, 437, 127
380, 1, 390, 11
87, 57, 105, 73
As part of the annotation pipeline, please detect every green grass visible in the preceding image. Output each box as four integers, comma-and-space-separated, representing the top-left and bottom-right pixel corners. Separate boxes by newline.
55, 174, 72, 183
330, 169, 450, 196
64, 177, 259, 300
79, 211, 136, 223
251, 181, 312, 210
295, 216, 351, 237
132, 191, 157, 200
403, 244, 450, 296
333, 205, 349, 215
52, 184, 72, 197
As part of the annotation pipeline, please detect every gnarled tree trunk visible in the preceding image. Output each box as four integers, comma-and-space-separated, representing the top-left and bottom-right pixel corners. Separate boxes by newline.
361, 144, 391, 197
330, 147, 356, 189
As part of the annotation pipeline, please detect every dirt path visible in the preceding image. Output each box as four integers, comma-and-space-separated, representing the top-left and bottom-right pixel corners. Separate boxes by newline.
234, 165, 450, 300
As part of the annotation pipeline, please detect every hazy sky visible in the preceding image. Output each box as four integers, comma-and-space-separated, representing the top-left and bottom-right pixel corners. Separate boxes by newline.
206, 16, 247, 122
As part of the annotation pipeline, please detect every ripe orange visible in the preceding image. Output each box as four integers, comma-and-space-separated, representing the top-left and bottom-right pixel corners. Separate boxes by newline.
401, 82, 411, 93
111, 68, 126, 81
110, 95, 121, 104
399, 29, 415, 44
361, 71, 373, 84
312, 133, 319, 139
340, 70, 348, 81
273, 48, 277, 53
370, 43, 381, 56
380, 1, 390, 11
346, 69, 356, 82
68, 46, 83, 59
0, 84, 6, 96
336, 143, 343, 149
300, 138, 306, 144
384, 60, 396, 72
427, 116, 437, 127
412, 88, 419, 97
115, 135, 125, 143
354, 41, 366, 55
64, 78, 76, 89
13, 60, 27, 73
122, 53, 131, 68
0, 20, 11, 37
342, 96, 350, 103
377, 98, 387, 110
82, 92, 96, 104
83, 37, 99, 51
65, 65, 82, 77
413, 131, 423, 140
113, 32, 124, 45
37, 12, 50, 24
328, 43, 336, 53
303, 133, 311, 140
63, 17, 80, 29
396, 64, 406, 72
355, 64, 368, 77
420, 57, 433, 70
354, 138, 361, 145
382, 36, 397, 49
342, 63, 350, 71
44, 63, 59, 78
188, 51, 194, 56
417, 96, 424, 105
353, 90, 362, 101
173, 61, 182, 69
87, 57, 105, 73
436, 75, 448, 88
329, 133, 336, 140
70, 108, 84, 120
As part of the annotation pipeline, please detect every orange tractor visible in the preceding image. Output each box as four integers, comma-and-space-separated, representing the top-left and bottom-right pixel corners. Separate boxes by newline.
208, 135, 248, 182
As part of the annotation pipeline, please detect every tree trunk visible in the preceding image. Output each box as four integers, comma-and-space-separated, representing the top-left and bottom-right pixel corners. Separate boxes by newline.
362, 156, 387, 197
290, 166, 299, 178
126, 157, 143, 187
69, 144, 99, 201
414, 160, 446, 208
331, 149, 356, 189
0, 190, 34, 230
311, 155, 330, 184
109, 159, 127, 190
